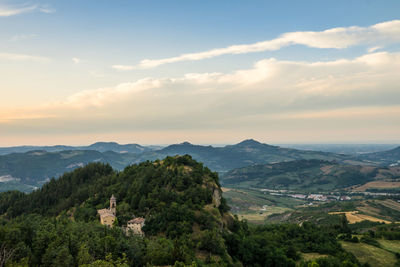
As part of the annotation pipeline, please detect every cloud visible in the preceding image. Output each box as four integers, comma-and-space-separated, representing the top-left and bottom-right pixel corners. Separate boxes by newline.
111, 65, 135, 71
72, 57, 81, 64
1, 51, 399, 142
0, 3, 54, 17
9, 33, 37, 42
0, 52, 49, 62
136, 20, 400, 68
367, 46, 382, 53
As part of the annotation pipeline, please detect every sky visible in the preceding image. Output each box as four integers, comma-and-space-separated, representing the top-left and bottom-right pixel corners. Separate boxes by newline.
0, 0, 400, 146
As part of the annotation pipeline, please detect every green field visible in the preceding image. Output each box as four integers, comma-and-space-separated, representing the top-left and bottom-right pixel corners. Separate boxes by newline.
301, 253, 329, 262
235, 206, 291, 224
341, 241, 397, 267
222, 187, 306, 222
379, 239, 400, 254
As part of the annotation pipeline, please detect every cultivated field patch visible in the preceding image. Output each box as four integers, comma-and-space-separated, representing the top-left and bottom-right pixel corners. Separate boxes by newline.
341, 241, 397, 267
329, 211, 391, 224
353, 181, 400, 191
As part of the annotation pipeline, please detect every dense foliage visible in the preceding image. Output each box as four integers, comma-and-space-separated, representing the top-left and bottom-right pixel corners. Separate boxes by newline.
0, 156, 374, 266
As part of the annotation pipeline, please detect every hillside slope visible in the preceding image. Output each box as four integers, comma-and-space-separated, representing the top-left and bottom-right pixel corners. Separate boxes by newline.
0, 150, 137, 189
222, 159, 400, 191
359, 146, 400, 166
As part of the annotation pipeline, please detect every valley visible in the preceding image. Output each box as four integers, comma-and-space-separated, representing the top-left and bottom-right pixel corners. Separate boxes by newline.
1, 139, 399, 193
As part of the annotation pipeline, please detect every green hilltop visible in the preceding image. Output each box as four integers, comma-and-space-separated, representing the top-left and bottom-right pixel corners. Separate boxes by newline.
0, 155, 365, 266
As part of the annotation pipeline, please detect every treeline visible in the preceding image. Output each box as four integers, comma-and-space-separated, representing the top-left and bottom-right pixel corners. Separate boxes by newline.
0, 214, 363, 266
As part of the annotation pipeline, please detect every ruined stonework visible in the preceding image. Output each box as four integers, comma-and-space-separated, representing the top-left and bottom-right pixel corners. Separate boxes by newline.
97, 195, 116, 227
126, 217, 145, 236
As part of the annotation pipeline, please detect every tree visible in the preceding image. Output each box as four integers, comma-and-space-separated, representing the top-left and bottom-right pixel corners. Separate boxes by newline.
0, 244, 15, 267
77, 244, 94, 265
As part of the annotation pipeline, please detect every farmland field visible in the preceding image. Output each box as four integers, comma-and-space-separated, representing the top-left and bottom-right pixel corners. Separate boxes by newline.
330, 211, 391, 224
378, 239, 400, 254
341, 241, 397, 267
353, 181, 400, 191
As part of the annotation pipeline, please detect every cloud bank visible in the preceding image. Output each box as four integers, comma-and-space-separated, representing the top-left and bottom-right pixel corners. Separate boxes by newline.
2, 51, 399, 143
131, 20, 400, 69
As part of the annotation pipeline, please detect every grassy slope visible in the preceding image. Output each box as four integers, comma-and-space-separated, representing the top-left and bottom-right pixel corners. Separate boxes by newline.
222, 187, 306, 223
341, 241, 397, 267
379, 239, 400, 254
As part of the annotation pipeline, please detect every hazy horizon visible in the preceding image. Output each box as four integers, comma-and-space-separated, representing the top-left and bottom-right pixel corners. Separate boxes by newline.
0, 139, 399, 148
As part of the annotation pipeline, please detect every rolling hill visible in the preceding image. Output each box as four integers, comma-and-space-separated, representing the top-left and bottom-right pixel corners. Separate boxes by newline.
0, 139, 373, 192
358, 146, 400, 166
221, 159, 400, 191
0, 150, 138, 191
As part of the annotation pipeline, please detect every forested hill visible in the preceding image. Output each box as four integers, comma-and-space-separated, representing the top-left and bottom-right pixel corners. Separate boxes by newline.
0, 155, 229, 223
0, 155, 362, 266
222, 159, 400, 191
0, 150, 137, 186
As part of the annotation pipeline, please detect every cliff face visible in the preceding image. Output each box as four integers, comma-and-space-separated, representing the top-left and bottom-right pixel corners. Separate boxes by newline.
213, 187, 222, 207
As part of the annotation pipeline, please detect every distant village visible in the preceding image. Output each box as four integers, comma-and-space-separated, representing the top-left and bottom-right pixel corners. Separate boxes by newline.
260, 187, 400, 203
97, 195, 145, 236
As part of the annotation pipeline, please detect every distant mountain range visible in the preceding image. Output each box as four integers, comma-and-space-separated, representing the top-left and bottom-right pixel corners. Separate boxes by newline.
0, 139, 399, 192
134, 139, 356, 171
0, 141, 153, 155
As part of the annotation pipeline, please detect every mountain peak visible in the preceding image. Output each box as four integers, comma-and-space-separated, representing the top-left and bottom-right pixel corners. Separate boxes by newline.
236, 139, 262, 146
90, 141, 119, 146
179, 141, 193, 146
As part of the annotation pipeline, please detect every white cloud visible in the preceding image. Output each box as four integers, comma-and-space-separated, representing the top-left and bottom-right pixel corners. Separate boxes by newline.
0, 52, 49, 62
38, 7, 54, 14
111, 65, 135, 71
64, 79, 162, 107
136, 20, 400, 68
367, 46, 382, 53
0, 4, 54, 17
72, 57, 81, 64
60, 51, 400, 113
